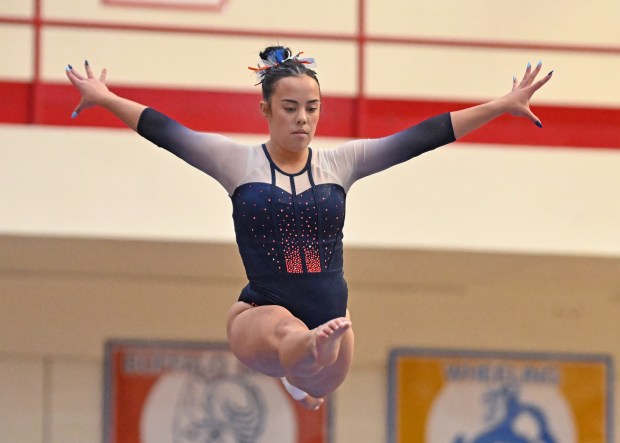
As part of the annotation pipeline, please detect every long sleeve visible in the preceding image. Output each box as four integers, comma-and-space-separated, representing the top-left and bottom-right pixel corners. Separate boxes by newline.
136, 108, 252, 194
324, 113, 456, 191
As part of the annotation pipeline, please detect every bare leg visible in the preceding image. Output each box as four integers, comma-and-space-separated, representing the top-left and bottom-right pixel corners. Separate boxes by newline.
227, 302, 354, 401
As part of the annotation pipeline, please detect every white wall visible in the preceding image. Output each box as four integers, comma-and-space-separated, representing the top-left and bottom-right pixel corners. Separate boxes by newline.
2, 125, 620, 256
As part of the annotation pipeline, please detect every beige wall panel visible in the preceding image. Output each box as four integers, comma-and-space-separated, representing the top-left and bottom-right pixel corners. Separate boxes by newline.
49, 358, 101, 443
0, 24, 34, 81
0, 358, 44, 443
367, 0, 620, 47
346, 287, 619, 358
0, 0, 34, 17
43, 0, 357, 35
365, 43, 620, 107
41, 28, 357, 95
0, 274, 235, 356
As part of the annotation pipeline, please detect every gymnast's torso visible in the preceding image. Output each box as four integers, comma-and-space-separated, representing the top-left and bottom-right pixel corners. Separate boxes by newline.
137, 108, 455, 329
232, 145, 348, 329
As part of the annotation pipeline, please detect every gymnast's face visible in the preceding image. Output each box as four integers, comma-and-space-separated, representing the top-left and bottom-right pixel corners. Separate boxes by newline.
261, 75, 321, 155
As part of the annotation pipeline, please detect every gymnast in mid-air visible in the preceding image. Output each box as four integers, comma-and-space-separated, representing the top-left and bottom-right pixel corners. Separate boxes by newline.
66, 46, 552, 409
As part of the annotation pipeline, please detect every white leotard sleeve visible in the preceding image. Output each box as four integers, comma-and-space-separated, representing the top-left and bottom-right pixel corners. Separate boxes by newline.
137, 107, 256, 195
315, 113, 455, 192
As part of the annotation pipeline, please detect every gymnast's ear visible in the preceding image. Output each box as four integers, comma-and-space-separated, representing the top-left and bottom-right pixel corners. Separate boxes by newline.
260, 100, 271, 119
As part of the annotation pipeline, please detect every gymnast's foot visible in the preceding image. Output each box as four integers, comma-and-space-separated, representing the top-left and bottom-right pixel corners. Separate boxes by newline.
313, 317, 351, 367
281, 377, 324, 410
300, 395, 324, 410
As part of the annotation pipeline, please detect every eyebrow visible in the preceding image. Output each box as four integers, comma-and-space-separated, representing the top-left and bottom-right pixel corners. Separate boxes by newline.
281, 99, 321, 105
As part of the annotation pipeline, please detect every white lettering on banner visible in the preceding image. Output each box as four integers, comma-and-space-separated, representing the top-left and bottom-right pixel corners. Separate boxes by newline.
123, 350, 252, 378
444, 363, 560, 385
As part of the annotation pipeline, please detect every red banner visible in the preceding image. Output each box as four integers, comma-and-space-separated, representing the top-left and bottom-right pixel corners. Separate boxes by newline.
104, 340, 330, 443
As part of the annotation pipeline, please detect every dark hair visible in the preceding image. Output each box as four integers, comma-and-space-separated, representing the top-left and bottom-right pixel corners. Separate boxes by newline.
255, 45, 320, 101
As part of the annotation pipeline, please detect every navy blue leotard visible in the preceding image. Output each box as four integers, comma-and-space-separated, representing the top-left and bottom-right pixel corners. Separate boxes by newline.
137, 108, 455, 328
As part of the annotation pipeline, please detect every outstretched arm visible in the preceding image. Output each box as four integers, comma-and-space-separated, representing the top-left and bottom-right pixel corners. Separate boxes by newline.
65, 60, 146, 130
332, 61, 553, 190
451, 61, 553, 139
64, 60, 252, 196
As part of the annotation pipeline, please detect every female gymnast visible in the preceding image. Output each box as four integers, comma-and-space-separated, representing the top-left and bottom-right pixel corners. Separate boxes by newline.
66, 46, 552, 410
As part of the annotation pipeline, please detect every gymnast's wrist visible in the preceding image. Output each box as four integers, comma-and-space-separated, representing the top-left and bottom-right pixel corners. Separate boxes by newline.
97, 90, 123, 110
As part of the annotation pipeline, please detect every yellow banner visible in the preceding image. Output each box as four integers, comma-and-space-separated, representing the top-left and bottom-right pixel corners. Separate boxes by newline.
389, 349, 613, 443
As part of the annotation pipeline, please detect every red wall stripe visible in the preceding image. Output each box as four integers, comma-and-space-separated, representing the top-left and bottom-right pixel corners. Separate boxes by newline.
2, 81, 619, 149
0, 81, 33, 124
102, 0, 228, 13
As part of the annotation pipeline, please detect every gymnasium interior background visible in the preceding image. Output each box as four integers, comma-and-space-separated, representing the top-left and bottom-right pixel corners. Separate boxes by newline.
1, 0, 619, 442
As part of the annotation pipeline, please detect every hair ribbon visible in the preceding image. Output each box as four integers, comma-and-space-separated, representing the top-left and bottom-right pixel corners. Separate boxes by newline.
248, 51, 316, 74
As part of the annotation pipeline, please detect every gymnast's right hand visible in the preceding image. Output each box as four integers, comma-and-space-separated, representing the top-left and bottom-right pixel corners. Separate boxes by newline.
65, 60, 110, 119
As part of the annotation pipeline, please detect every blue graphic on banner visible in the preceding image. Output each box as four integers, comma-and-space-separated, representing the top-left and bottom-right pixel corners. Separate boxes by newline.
454, 385, 557, 443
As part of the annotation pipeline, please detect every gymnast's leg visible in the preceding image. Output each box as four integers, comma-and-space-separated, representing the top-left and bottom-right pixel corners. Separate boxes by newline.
226, 302, 354, 403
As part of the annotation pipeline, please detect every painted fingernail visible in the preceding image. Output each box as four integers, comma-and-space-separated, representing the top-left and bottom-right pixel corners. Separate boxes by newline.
527, 61, 531, 69
66, 64, 73, 71
548, 70, 554, 76
513, 75, 517, 82
71, 111, 78, 119
85, 59, 89, 66
537, 60, 542, 67
535, 121, 543, 128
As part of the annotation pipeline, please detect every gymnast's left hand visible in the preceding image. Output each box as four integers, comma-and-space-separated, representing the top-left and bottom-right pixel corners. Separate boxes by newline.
501, 61, 553, 128
65, 60, 111, 119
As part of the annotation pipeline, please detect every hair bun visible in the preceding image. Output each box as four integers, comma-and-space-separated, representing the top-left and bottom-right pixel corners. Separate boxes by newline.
249, 46, 318, 91
259, 46, 292, 65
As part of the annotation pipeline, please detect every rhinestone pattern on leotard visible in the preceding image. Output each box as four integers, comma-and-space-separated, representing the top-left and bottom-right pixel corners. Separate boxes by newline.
233, 182, 344, 275
232, 147, 345, 276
